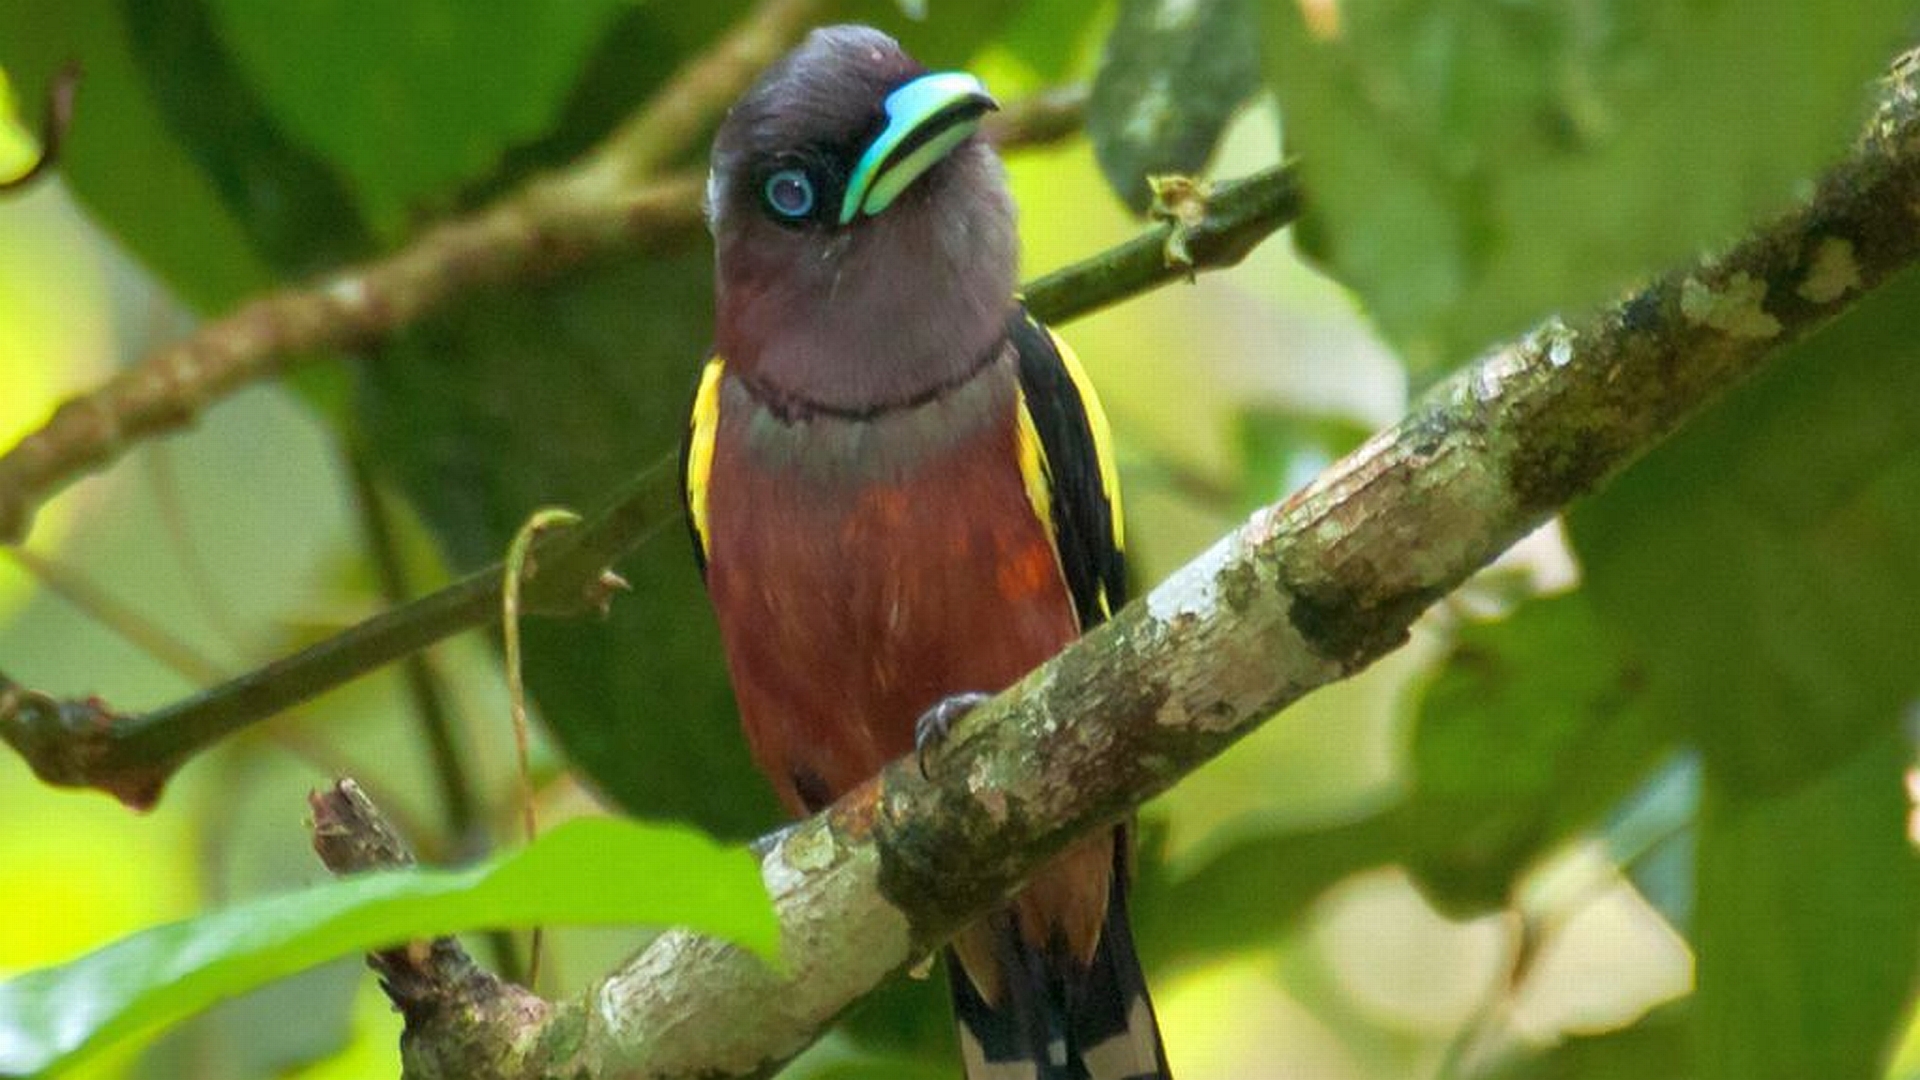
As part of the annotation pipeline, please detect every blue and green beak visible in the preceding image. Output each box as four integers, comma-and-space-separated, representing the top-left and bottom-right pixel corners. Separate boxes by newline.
840, 71, 998, 224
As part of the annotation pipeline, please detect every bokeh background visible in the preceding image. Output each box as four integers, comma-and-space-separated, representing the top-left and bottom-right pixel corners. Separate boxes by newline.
2, 2, 1918, 1077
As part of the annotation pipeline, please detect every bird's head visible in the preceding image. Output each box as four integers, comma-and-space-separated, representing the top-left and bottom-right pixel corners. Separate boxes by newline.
707, 26, 1017, 415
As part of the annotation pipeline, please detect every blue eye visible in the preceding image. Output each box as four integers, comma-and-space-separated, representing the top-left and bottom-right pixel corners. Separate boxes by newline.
763, 168, 815, 220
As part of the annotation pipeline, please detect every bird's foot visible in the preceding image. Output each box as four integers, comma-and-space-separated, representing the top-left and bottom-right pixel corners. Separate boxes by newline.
914, 691, 992, 780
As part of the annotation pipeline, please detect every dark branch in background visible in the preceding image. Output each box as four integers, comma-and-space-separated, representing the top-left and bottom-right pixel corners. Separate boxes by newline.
343, 449, 481, 849
303, 56, 1920, 1078
0, 32, 1088, 546
0, 153, 1298, 807
0, 62, 79, 195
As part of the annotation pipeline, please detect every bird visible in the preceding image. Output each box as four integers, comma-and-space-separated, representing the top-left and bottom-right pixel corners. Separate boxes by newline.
683, 25, 1170, 1080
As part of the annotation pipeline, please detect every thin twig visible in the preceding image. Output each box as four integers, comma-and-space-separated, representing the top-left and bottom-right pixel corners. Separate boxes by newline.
5, 548, 226, 684
344, 448, 481, 848
499, 508, 585, 991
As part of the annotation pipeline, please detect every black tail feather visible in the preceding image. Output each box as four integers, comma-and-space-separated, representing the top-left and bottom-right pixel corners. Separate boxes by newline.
947, 865, 1170, 1080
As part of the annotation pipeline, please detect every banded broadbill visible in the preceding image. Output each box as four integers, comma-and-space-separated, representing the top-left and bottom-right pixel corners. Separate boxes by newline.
683, 25, 1170, 1080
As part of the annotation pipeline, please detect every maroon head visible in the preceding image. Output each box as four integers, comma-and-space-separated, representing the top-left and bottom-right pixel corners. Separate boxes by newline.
706, 26, 1015, 416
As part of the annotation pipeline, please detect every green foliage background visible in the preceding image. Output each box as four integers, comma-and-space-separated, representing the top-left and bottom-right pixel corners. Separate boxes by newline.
2, 0, 1918, 1077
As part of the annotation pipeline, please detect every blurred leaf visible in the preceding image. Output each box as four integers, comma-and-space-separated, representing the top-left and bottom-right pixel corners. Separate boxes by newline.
1405, 592, 1668, 915
1694, 734, 1918, 1080
200, 0, 638, 237
1482, 1004, 1690, 1079
0, 0, 269, 310
118, 0, 374, 276
1264, 0, 1915, 373
1089, 0, 1262, 211
1235, 406, 1371, 509
1569, 266, 1920, 793
139, 748, 363, 1079
996, 0, 1110, 83
0, 816, 778, 1077
1142, 591, 1670, 961
843, 0, 1031, 68
1601, 754, 1698, 934
1570, 268, 1920, 1078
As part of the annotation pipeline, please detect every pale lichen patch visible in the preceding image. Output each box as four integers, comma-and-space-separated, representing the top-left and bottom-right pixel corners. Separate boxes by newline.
966, 756, 1010, 825
1145, 532, 1237, 623
1155, 0, 1200, 30
1680, 273, 1781, 339
1797, 237, 1862, 304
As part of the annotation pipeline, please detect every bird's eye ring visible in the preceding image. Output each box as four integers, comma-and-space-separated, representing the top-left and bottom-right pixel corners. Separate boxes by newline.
763, 168, 816, 220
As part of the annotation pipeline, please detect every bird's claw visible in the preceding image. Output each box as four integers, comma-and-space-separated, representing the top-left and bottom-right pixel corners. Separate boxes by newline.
915, 691, 991, 780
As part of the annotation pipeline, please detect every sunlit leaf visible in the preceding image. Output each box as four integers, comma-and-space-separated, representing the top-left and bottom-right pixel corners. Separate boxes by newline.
0, 816, 778, 1077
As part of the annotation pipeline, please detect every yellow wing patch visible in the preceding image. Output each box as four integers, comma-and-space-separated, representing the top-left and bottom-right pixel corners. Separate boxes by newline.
685, 356, 725, 559
1014, 386, 1056, 542
1045, 328, 1125, 555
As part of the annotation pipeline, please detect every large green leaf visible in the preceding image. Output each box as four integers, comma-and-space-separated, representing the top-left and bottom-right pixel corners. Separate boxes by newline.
200, 0, 640, 237
117, 0, 375, 277
1403, 591, 1667, 915
1482, 1005, 1690, 1080
1570, 268, 1920, 1078
1693, 734, 1918, 1080
1264, 0, 1917, 373
0, 815, 778, 1078
0, 0, 269, 310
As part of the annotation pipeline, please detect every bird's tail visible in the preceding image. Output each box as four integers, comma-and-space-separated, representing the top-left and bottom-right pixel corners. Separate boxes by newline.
947, 854, 1170, 1080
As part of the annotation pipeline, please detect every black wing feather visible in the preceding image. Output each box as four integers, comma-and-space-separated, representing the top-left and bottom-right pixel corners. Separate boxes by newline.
1008, 308, 1126, 630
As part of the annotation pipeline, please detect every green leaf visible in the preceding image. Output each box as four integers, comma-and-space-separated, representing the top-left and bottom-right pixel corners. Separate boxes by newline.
1089, 0, 1264, 211
1694, 734, 1919, 1080
1264, 0, 1915, 373
1570, 268, 1920, 1079
1569, 267, 1920, 791
1146, 590, 1673, 960
0, 0, 270, 310
842, 0, 1031, 69
996, 0, 1109, 83
1481, 1004, 1690, 1079
200, 0, 638, 237
1403, 591, 1668, 915
0, 816, 778, 1077
117, 0, 375, 277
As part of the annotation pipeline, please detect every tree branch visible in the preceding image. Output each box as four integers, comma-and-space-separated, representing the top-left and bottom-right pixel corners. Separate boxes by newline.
0, 156, 1299, 807
306, 53, 1920, 1080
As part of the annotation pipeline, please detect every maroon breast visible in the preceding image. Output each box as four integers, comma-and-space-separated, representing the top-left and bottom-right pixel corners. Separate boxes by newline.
703, 358, 1078, 815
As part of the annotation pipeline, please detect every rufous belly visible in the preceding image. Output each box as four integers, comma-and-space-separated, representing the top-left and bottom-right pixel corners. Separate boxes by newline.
703, 360, 1078, 815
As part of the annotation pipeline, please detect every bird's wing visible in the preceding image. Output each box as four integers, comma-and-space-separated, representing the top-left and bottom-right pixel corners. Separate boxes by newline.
681, 354, 726, 579
1009, 308, 1127, 630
